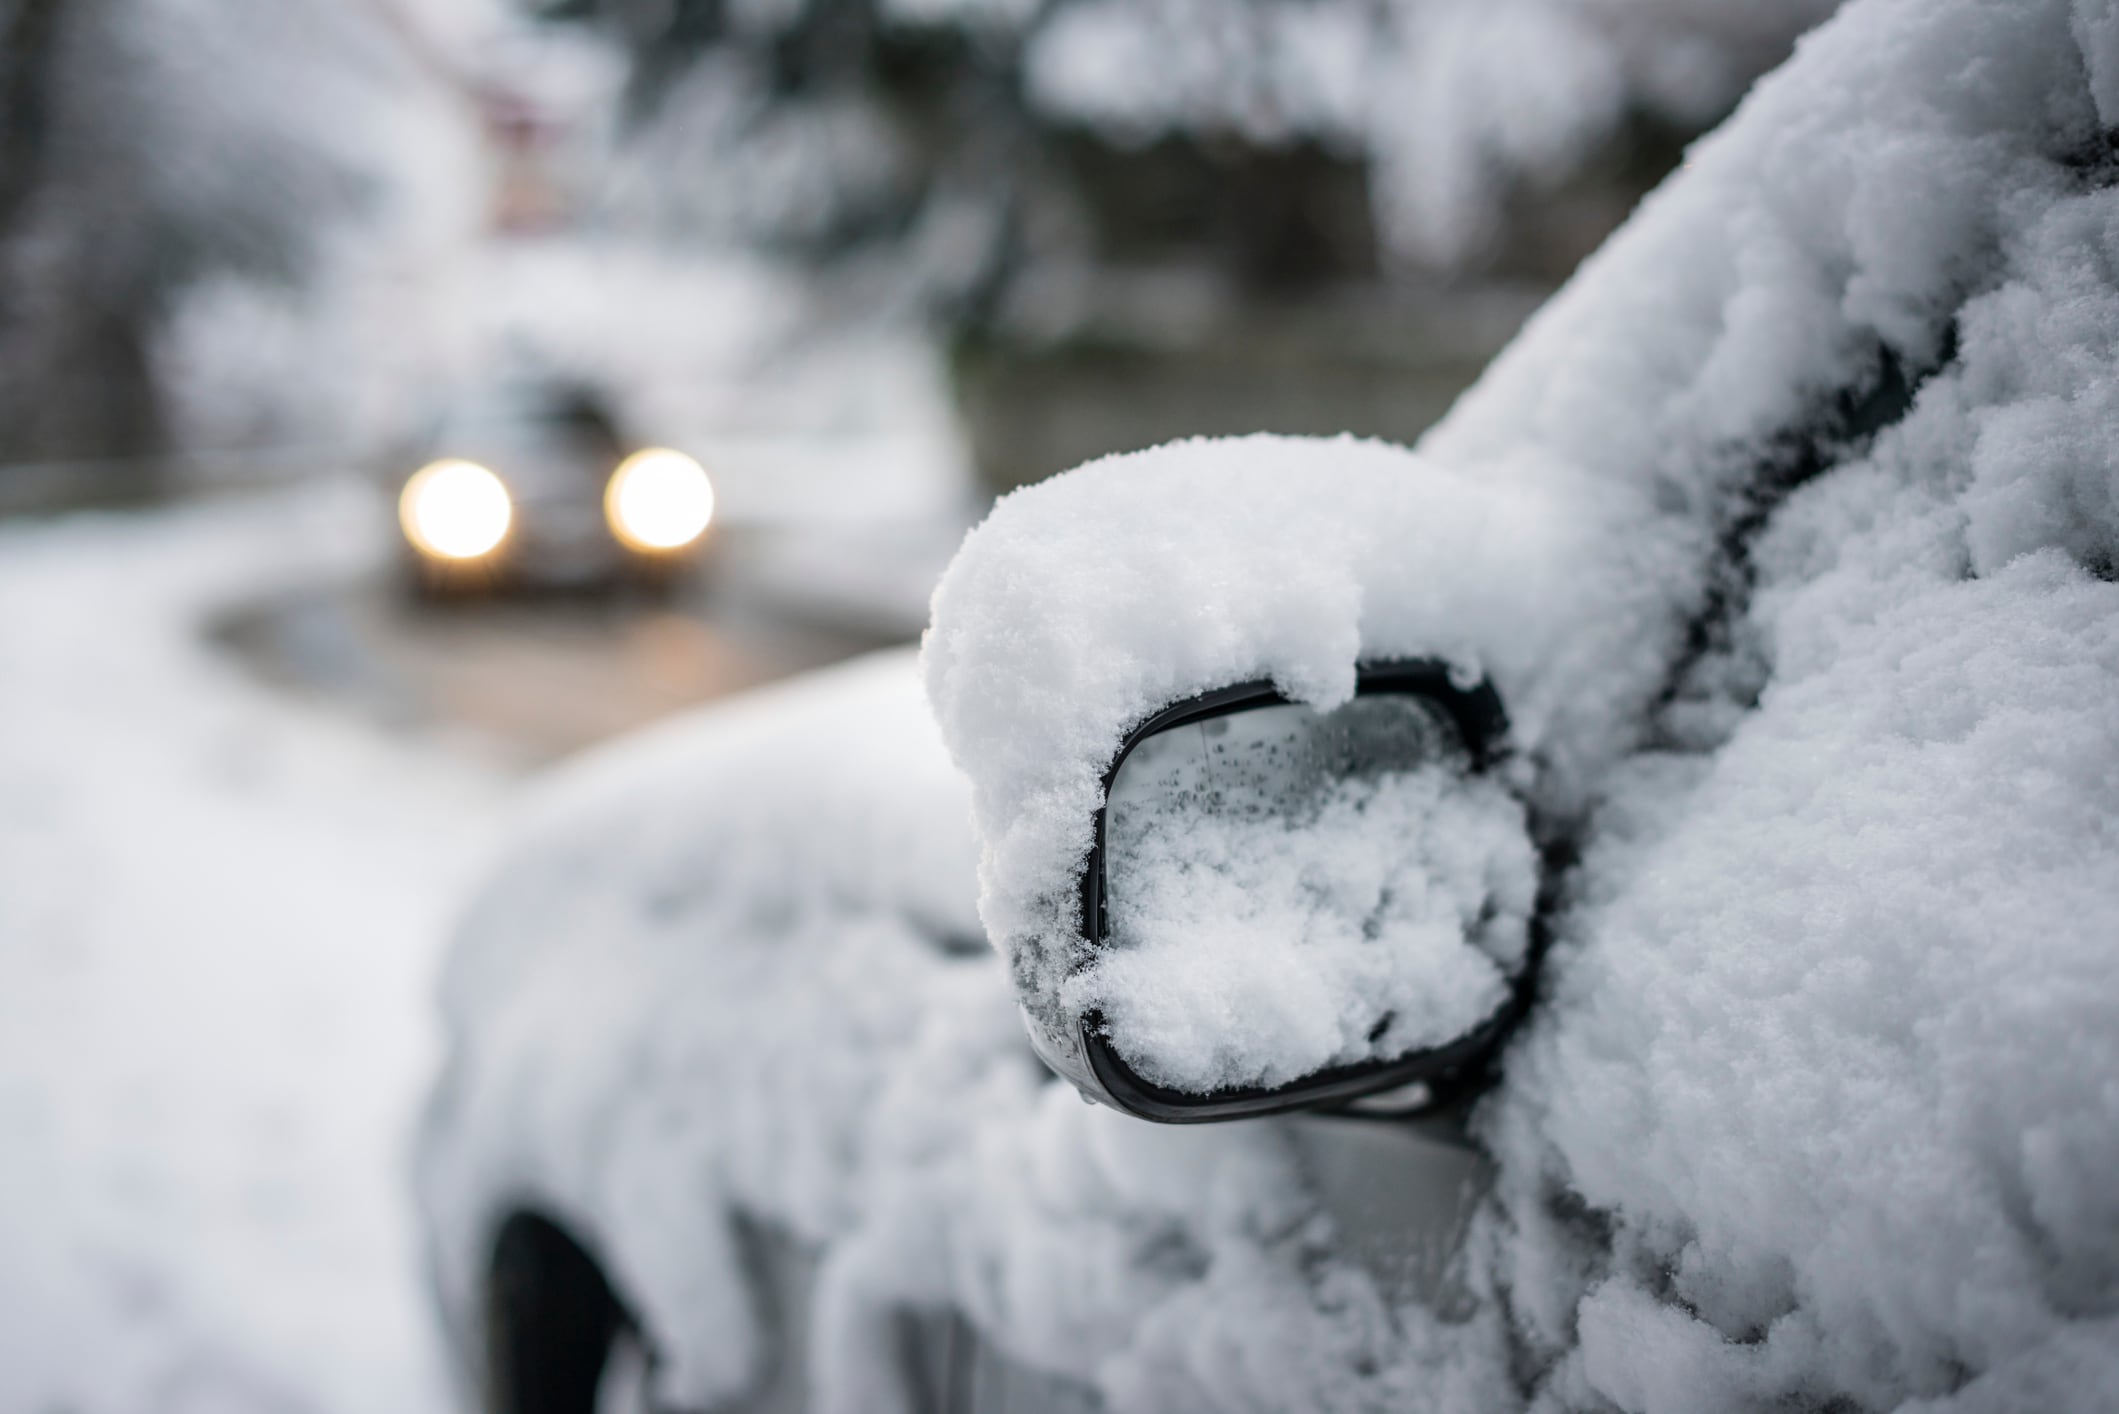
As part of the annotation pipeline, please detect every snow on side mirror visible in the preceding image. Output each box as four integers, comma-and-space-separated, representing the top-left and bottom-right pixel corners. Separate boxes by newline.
1067, 660, 1540, 1123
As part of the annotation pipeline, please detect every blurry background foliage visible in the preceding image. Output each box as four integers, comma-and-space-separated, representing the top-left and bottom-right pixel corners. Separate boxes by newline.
0, 0, 384, 492
544, 0, 1833, 490
0, 0, 1837, 502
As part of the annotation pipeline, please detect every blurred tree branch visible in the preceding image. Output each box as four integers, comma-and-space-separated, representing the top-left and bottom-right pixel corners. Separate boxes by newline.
0, 0, 65, 235
0, 0, 387, 492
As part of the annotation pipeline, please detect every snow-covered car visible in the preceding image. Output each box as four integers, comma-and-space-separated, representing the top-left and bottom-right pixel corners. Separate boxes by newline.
395, 373, 716, 597
416, 2, 2119, 1411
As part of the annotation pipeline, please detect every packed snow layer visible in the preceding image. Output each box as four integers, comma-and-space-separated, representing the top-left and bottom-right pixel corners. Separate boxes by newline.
0, 489, 497, 1413
1085, 700, 1535, 1092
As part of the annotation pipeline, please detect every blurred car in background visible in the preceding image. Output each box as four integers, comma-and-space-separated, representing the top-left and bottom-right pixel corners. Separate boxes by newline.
395, 372, 716, 598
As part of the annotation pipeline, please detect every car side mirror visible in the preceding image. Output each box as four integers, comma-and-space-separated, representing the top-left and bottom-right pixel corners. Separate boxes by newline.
1064, 660, 1540, 1123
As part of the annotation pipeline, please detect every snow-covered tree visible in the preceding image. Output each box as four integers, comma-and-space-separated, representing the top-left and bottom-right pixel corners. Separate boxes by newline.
541, 0, 1843, 318
0, 0, 458, 495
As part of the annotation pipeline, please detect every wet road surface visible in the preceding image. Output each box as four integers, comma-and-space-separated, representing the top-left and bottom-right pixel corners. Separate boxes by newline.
214, 527, 949, 765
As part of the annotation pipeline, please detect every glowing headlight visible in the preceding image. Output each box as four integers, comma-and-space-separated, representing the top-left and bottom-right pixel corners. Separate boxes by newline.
400, 459, 511, 561
606, 448, 715, 553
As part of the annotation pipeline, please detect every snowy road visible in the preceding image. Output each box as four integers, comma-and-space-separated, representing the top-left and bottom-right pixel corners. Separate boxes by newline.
213, 535, 921, 766
0, 488, 503, 1413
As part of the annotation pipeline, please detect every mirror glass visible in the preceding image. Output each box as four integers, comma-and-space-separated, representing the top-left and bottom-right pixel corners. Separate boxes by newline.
1084, 695, 1537, 1098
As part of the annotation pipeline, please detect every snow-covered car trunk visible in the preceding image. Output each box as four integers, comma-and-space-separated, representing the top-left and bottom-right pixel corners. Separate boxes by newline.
419, 0, 2119, 1409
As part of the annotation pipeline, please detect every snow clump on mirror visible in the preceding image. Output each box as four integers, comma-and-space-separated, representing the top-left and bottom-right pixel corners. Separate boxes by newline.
924, 432, 1656, 1092
1085, 699, 1535, 1092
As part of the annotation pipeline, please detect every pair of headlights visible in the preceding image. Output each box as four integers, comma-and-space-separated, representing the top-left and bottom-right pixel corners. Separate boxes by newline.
399, 449, 717, 562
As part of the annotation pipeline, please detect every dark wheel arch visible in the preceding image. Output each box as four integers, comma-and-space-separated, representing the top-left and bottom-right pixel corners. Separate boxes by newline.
485, 1209, 633, 1414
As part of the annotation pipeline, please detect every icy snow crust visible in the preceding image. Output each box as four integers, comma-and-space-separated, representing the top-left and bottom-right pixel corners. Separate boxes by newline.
1089, 702, 1536, 1091
430, 0, 2119, 1408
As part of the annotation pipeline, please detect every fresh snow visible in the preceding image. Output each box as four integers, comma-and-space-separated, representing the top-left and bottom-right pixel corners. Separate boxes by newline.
926, 0, 2119, 1404
922, 431, 1645, 1087
418, 653, 999, 1408
423, 0, 2119, 1410
1084, 697, 1536, 1093
417, 650, 1530, 1413
0, 489, 498, 1413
